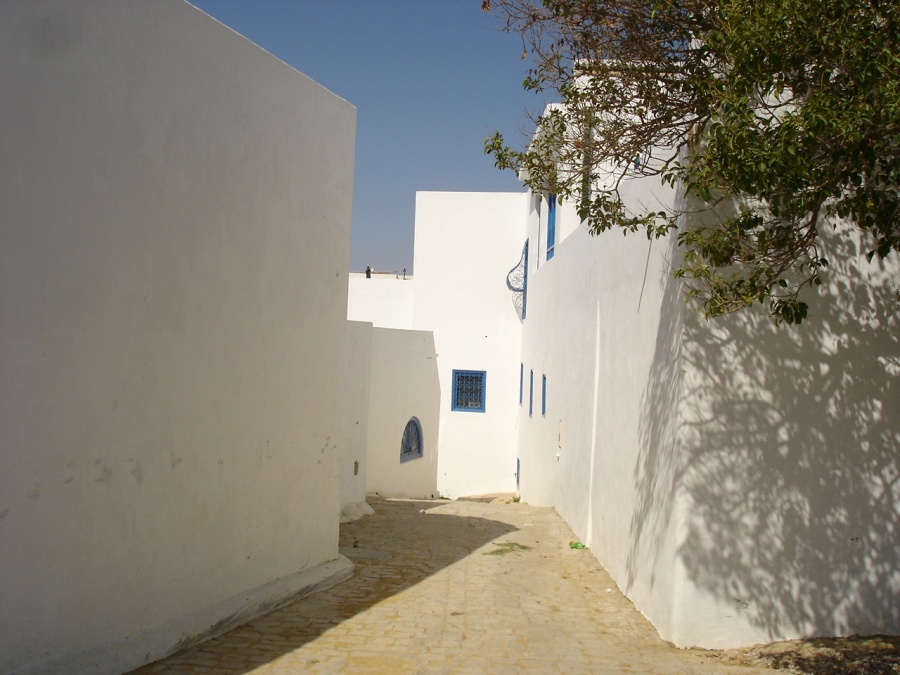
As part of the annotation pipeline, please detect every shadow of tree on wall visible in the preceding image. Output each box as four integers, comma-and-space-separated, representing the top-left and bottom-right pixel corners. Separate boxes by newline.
626, 235, 686, 597
635, 225, 899, 640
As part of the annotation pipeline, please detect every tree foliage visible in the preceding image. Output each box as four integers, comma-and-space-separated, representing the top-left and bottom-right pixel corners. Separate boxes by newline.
484, 0, 900, 323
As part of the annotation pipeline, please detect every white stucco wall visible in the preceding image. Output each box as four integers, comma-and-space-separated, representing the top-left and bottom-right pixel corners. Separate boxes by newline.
518, 176, 686, 641
518, 167, 899, 648
341, 322, 372, 518
347, 273, 415, 329
411, 192, 528, 498
0, 2, 355, 671
668, 222, 900, 648
364, 328, 441, 498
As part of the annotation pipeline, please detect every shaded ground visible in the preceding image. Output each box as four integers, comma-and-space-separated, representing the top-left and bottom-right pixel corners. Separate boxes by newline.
699, 635, 900, 675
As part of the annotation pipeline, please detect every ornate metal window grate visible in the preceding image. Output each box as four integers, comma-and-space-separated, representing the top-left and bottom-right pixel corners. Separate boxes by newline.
400, 417, 423, 462
506, 240, 529, 322
451, 370, 486, 413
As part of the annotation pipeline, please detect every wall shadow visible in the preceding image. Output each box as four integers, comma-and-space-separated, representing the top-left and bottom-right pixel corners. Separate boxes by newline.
130, 498, 516, 673
627, 234, 686, 595
635, 223, 899, 640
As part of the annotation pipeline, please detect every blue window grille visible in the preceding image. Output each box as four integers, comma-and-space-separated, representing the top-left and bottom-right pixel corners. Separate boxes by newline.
519, 363, 524, 405
529, 369, 534, 417
542, 375, 547, 416
452, 370, 486, 413
546, 194, 557, 261
400, 417, 423, 462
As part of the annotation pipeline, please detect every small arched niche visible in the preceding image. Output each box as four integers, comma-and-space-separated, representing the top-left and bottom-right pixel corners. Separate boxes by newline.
400, 417, 423, 463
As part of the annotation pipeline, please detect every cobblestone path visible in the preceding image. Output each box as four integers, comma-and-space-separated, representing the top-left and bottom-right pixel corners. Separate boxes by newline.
132, 497, 771, 674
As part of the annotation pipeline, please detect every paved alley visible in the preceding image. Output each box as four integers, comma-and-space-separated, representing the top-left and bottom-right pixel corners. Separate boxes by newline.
132, 497, 770, 674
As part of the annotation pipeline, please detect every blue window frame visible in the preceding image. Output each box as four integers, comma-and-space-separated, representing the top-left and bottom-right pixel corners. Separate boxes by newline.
529, 370, 534, 417
546, 194, 557, 261
519, 363, 524, 405
400, 417, 423, 462
452, 370, 486, 413
541, 375, 547, 416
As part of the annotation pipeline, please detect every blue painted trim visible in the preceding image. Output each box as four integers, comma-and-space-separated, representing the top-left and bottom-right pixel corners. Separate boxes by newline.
451, 369, 487, 413
541, 375, 547, 416
529, 370, 534, 417
519, 363, 524, 405
546, 194, 556, 261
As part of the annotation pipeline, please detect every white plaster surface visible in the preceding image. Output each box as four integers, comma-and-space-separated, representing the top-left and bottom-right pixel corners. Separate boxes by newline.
28, 557, 353, 675
517, 169, 899, 648
668, 221, 900, 648
364, 328, 441, 498
341, 321, 373, 517
0, 1, 355, 671
517, 176, 685, 643
347, 192, 529, 499
410, 192, 528, 498
347, 273, 415, 329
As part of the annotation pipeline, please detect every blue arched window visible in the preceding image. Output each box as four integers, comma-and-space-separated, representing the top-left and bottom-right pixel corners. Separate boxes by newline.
400, 417, 423, 462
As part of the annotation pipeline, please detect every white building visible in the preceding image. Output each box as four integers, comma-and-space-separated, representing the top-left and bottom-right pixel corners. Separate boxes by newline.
348, 192, 528, 499
1, 2, 355, 672
349, 149, 899, 648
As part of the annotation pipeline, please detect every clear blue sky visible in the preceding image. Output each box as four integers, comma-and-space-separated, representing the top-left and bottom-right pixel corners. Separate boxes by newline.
189, 0, 547, 274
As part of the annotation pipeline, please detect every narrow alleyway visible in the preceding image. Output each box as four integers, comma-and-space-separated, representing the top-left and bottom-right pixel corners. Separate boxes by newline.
132, 497, 770, 674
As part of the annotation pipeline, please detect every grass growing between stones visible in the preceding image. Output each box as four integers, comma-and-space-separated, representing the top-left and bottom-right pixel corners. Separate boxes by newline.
485, 542, 533, 556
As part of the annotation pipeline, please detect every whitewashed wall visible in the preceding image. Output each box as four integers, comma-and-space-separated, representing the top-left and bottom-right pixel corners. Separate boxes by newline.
518, 176, 686, 641
364, 328, 441, 498
347, 192, 529, 499
341, 322, 372, 519
411, 192, 528, 498
518, 164, 899, 648
0, 1, 355, 672
347, 273, 415, 328
668, 221, 900, 648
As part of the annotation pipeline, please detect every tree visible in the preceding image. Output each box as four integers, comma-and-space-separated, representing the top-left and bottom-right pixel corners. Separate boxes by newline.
483, 0, 900, 323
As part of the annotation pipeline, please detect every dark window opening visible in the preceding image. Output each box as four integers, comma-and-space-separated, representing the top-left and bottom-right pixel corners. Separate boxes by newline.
401, 417, 423, 462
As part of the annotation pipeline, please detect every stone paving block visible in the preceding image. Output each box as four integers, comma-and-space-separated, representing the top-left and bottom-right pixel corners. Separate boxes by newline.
129, 497, 773, 674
